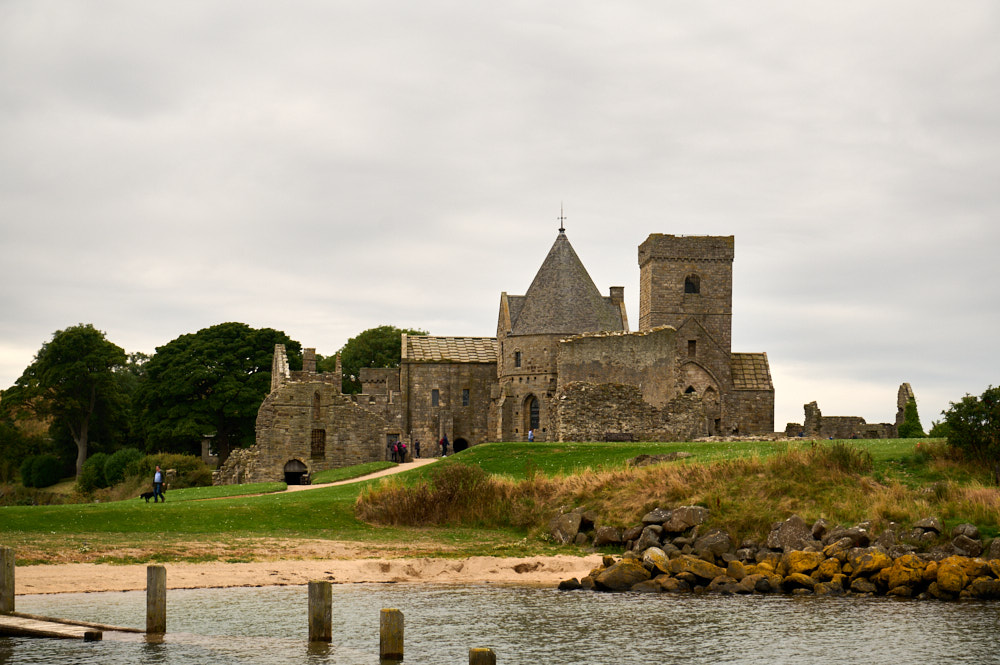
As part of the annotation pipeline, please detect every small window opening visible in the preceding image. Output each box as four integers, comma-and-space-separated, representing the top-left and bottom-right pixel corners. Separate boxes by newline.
685, 275, 701, 294
462, 388, 470, 407
431, 389, 439, 407
514, 351, 522, 368
687, 340, 697, 358
311, 430, 326, 459
685, 386, 697, 394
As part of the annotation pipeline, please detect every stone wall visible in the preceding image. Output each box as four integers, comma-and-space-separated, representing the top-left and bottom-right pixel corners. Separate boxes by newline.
556, 382, 709, 442
786, 401, 896, 439
401, 360, 496, 450
725, 389, 776, 435
557, 327, 677, 409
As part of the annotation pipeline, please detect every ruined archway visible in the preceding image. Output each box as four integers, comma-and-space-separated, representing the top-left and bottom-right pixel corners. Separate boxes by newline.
453, 437, 470, 453
283, 459, 308, 485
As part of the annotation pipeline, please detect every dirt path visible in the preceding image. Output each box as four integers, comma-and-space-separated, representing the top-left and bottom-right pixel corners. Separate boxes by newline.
282, 457, 439, 492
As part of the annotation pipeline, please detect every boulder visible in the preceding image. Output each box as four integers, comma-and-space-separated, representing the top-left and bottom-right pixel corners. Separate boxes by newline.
914, 516, 944, 534
953, 534, 983, 558
659, 576, 690, 593
662, 506, 710, 533
936, 557, 970, 595
574, 532, 590, 546
813, 580, 846, 596
694, 529, 733, 558
984, 538, 1000, 561
846, 547, 893, 579
887, 554, 927, 590
557, 578, 582, 591
726, 560, 747, 581
630, 579, 663, 593
634, 525, 664, 552
811, 518, 831, 541
642, 547, 671, 575
822, 537, 854, 560
850, 577, 878, 594
814, 557, 842, 581
782, 573, 817, 591
967, 577, 1000, 600
767, 515, 813, 552
669, 554, 726, 582
595, 560, 652, 591
641, 507, 673, 525
781, 550, 825, 576
707, 575, 746, 594
549, 512, 583, 545
952, 523, 980, 540
623, 525, 644, 543
592, 526, 624, 547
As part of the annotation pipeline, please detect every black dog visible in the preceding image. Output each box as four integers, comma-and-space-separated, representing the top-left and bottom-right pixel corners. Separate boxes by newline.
140, 488, 166, 503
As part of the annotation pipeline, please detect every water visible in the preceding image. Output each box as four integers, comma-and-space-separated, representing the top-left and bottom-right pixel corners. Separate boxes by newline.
4, 584, 1000, 664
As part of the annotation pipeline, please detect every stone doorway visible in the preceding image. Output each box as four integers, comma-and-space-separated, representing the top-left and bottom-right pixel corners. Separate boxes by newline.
453, 437, 469, 453
283, 459, 308, 485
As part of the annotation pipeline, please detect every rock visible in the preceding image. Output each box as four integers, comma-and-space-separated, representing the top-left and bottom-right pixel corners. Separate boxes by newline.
735, 548, 756, 563
952, 523, 980, 540
984, 538, 1000, 561
707, 575, 745, 594
593, 526, 624, 547
641, 507, 673, 525
782, 573, 817, 591
914, 516, 944, 534
574, 532, 590, 547
887, 554, 927, 590
814, 558, 842, 581
662, 506, 710, 533
781, 551, 826, 576
823, 537, 854, 560
595, 560, 652, 591
842, 526, 871, 548
767, 515, 813, 552
811, 518, 831, 541
953, 534, 983, 558
927, 582, 955, 601
549, 512, 583, 545
887, 585, 914, 598
659, 576, 690, 593
623, 525, 644, 543
814, 581, 846, 596
669, 554, 727, 582
850, 577, 878, 594
936, 557, 970, 595
634, 525, 664, 552
846, 547, 893, 579
630, 579, 663, 593
602, 555, 616, 568
557, 578, 582, 591
967, 577, 1000, 600
642, 547, 671, 575
726, 560, 747, 581
694, 529, 733, 558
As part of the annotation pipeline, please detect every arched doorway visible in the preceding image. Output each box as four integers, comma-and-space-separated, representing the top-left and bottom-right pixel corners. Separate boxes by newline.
284, 459, 308, 485
453, 437, 469, 453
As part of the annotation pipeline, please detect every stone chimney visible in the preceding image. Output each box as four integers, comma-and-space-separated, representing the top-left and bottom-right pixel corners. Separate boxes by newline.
303, 348, 317, 373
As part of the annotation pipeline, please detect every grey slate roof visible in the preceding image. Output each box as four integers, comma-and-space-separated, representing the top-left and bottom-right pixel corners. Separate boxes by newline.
404, 335, 499, 363
509, 232, 626, 335
731, 352, 773, 391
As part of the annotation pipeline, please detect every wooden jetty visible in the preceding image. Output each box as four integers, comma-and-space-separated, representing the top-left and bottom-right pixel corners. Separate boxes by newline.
0, 611, 144, 641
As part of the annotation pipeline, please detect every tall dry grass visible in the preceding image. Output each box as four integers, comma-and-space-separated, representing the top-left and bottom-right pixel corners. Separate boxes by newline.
355, 443, 1000, 543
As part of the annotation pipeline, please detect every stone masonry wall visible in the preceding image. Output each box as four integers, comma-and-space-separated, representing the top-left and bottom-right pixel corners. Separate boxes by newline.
556, 382, 709, 442
401, 360, 496, 450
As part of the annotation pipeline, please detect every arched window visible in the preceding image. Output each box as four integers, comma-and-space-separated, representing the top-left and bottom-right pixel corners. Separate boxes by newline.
684, 274, 701, 294
527, 396, 540, 430
312, 392, 322, 420
685, 386, 697, 394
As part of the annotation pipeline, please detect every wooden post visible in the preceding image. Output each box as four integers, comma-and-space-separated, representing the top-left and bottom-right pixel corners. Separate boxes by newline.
0, 547, 13, 614
308, 580, 332, 642
470, 647, 497, 665
379, 608, 404, 661
146, 565, 166, 634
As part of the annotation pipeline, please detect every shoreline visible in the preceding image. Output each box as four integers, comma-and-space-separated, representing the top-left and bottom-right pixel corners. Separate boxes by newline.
14, 554, 604, 595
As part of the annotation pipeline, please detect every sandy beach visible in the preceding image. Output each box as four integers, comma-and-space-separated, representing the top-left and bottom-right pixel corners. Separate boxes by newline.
15, 552, 603, 595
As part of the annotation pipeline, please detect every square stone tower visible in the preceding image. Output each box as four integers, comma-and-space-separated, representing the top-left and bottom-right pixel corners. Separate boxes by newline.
638, 234, 734, 354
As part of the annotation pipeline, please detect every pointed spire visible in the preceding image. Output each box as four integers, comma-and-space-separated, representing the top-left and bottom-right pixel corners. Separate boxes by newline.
558, 203, 566, 234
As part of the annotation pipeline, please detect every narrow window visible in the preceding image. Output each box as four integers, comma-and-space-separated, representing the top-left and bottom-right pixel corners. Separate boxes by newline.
514, 351, 522, 368
685, 274, 701, 294
431, 389, 439, 407
688, 340, 697, 358
311, 429, 326, 459
462, 388, 470, 407
685, 386, 697, 394
528, 396, 540, 430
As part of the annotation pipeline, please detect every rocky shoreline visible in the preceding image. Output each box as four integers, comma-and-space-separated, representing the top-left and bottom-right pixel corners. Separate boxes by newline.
554, 507, 1000, 600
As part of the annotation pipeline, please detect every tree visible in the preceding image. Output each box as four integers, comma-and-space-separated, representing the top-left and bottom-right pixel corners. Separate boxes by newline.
942, 385, 1000, 483
5, 324, 127, 476
334, 325, 428, 394
897, 398, 926, 438
134, 322, 301, 464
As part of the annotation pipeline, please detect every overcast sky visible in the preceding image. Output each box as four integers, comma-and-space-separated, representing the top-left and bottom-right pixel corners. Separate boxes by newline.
2, 2, 998, 430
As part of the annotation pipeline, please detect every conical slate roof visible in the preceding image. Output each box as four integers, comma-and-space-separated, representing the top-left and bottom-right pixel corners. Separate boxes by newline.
509, 232, 625, 335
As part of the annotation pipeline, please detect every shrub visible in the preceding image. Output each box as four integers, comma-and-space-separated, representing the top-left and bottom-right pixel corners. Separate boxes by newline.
943, 385, 1000, 482
928, 420, 951, 438
77, 452, 110, 493
104, 447, 144, 486
30, 454, 63, 488
18, 456, 37, 488
812, 442, 873, 474
132, 453, 214, 489
897, 398, 926, 438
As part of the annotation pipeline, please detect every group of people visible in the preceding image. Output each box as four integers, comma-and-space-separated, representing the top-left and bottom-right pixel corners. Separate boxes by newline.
390, 439, 410, 462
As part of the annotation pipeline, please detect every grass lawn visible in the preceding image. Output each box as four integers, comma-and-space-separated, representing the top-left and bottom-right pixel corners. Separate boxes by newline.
0, 437, 971, 564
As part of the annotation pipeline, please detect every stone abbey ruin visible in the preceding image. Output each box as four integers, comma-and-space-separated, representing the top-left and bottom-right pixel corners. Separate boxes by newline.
215, 229, 913, 485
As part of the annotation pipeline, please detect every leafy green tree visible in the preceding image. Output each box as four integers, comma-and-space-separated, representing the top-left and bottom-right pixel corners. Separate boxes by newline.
104, 447, 144, 486
4, 324, 127, 476
77, 451, 110, 493
335, 325, 428, 394
134, 322, 301, 464
897, 398, 926, 438
942, 385, 1000, 483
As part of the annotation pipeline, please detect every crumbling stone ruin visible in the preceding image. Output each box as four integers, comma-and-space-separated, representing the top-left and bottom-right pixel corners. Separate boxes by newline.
218, 229, 775, 484
784, 383, 914, 439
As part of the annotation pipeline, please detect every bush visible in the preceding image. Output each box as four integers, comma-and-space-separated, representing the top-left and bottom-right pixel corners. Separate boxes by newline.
132, 453, 214, 489
928, 420, 951, 438
897, 398, 926, 438
104, 447, 144, 486
30, 454, 63, 488
77, 452, 110, 493
18, 456, 37, 488
812, 442, 873, 474
943, 385, 1000, 482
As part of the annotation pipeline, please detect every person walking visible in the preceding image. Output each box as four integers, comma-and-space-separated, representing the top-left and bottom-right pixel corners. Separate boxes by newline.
152, 466, 165, 503
414, 439, 421, 458
440, 434, 449, 457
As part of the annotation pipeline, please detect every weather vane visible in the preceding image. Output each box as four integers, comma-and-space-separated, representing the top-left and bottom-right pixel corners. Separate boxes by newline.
558, 203, 566, 233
